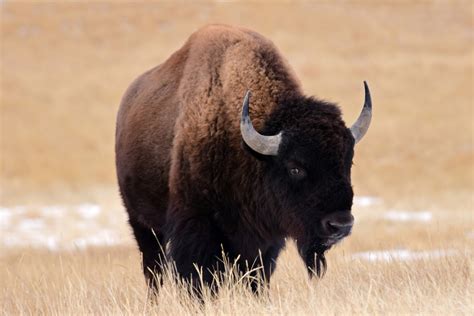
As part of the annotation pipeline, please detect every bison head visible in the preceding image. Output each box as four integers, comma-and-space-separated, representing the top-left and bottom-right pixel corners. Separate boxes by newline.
240, 82, 372, 277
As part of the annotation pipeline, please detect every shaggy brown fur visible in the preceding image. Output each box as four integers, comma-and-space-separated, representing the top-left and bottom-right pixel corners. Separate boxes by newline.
116, 24, 356, 293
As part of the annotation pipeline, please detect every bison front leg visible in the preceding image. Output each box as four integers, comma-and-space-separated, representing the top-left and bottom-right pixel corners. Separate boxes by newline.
261, 240, 285, 281
167, 214, 227, 296
245, 240, 285, 294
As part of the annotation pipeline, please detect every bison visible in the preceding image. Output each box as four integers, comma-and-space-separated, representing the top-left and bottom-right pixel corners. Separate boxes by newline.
115, 24, 372, 293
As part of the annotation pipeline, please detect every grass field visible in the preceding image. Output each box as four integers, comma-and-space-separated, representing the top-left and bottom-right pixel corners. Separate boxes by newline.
1, 244, 472, 315
1, 1, 473, 315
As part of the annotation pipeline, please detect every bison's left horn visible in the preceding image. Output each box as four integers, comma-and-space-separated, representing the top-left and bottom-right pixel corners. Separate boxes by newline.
240, 90, 282, 156
350, 81, 373, 144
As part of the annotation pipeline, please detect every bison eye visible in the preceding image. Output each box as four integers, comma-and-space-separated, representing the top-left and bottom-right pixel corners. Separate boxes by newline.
288, 167, 306, 179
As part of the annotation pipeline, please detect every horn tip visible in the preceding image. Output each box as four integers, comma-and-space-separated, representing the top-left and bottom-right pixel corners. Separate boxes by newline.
363, 81, 369, 93
363, 81, 372, 110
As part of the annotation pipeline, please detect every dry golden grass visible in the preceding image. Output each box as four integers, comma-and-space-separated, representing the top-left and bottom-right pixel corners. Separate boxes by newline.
1, 1, 473, 315
1, 242, 472, 315
1, 203, 472, 314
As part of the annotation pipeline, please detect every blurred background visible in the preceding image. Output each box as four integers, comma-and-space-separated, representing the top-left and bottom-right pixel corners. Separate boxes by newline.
1, 1, 472, 252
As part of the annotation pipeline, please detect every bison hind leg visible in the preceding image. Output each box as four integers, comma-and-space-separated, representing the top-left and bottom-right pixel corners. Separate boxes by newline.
129, 218, 166, 291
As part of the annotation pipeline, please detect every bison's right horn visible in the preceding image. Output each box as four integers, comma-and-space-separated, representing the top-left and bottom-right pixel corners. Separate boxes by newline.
240, 90, 282, 156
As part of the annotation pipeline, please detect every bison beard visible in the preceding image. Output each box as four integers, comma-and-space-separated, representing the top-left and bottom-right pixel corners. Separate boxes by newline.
299, 239, 330, 278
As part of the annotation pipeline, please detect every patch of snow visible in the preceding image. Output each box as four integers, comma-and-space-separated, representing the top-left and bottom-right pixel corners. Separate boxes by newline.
0, 207, 13, 227
3, 233, 60, 251
30, 235, 60, 251
3, 235, 24, 248
72, 229, 120, 250
40, 205, 66, 217
0, 203, 129, 251
18, 218, 44, 231
40, 235, 60, 251
384, 210, 432, 222
76, 203, 101, 219
12, 206, 27, 214
353, 196, 382, 207
352, 249, 457, 262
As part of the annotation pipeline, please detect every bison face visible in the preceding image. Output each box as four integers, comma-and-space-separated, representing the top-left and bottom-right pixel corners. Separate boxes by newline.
266, 104, 355, 276
274, 127, 355, 242
240, 83, 372, 276
273, 122, 355, 276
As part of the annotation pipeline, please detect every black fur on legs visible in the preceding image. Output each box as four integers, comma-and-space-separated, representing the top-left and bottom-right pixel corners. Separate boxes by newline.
129, 218, 166, 291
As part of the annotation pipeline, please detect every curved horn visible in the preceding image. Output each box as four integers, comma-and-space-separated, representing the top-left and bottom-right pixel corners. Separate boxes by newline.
350, 81, 373, 144
240, 90, 282, 156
